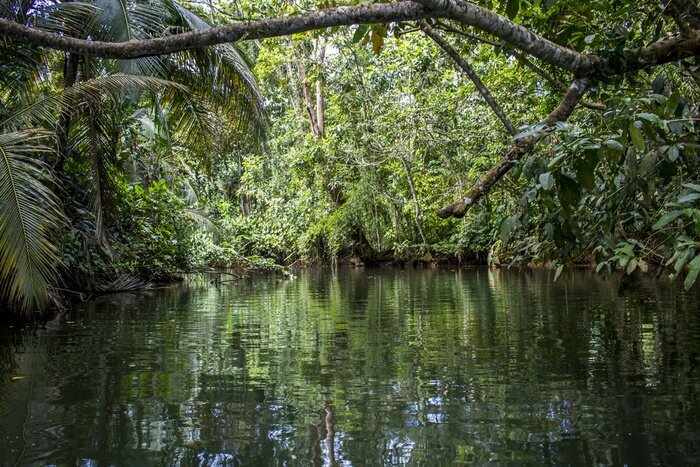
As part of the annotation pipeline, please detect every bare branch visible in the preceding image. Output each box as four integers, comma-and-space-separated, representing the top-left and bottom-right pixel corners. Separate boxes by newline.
433, 21, 606, 111
414, 0, 595, 74
436, 78, 591, 218
662, 0, 700, 33
420, 20, 517, 135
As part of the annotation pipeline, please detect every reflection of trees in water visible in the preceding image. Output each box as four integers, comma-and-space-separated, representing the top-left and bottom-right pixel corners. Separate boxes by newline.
0, 270, 699, 464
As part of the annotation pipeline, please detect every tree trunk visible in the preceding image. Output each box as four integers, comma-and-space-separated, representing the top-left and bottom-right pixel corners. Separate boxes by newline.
400, 155, 429, 245
292, 40, 320, 137
315, 36, 327, 139
54, 52, 80, 173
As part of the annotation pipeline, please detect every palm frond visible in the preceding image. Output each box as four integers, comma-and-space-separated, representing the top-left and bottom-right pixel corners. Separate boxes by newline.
0, 43, 50, 107
33, 1, 100, 37
0, 129, 63, 313
185, 208, 220, 239
89, 0, 165, 75
165, 90, 217, 146
163, 0, 267, 142
69, 100, 119, 253
0, 73, 188, 129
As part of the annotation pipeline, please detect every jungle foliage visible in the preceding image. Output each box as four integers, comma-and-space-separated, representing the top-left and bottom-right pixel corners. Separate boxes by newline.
0, 0, 699, 314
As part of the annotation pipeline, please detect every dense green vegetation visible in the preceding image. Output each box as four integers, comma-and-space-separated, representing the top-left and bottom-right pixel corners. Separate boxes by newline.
1, 0, 699, 315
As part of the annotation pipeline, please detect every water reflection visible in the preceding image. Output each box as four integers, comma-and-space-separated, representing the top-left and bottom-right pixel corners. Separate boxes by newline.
1, 268, 699, 465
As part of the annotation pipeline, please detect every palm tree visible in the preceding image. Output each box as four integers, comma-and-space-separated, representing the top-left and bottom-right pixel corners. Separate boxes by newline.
0, 129, 63, 312
0, 0, 266, 314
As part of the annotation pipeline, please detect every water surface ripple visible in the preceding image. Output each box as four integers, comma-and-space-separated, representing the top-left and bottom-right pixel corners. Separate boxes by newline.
1, 268, 699, 465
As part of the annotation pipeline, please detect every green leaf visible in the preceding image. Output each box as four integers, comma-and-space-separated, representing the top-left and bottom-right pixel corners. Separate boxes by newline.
667, 145, 680, 162
627, 258, 638, 275
653, 210, 682, 230
539, 172, 555, 190
668, 120, 685, 135
500, 214, 518, 244
665, 90, 680, 116
352, 24, 369, 43
629, 121, 645, 151
604, 139, 624, 152
684, 255, 700, 290
675, 249, 692, 273
639, 260, 649, 273
683, 183, 700, 193
637, 112, 659, 123
556, 174, 581, 211
574, 153, 600, 191
678, 193, 700, 204
547, 152, 567, 168
506, 0, 520, 19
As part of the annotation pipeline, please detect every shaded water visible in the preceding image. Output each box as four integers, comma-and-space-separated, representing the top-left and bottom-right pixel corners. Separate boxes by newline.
1, 268, 700, 465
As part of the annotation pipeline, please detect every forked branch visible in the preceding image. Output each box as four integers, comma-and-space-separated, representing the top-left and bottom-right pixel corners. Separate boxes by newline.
436, 78, 591, 218
420, 20, 517, 135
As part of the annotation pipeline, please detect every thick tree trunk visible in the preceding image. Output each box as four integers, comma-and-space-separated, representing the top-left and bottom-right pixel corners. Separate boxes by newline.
54, 52, 80, 173
292, 41, 321, 137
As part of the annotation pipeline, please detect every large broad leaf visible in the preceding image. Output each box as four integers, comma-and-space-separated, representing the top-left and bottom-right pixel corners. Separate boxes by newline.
0, 129, 64, 312
629, 121, 645, 151
556, 174, 582, 211
506, 0, 520, 20
499, 214, 518, 243
685, 255, 700, 291
539, 172, 555, 190
652, 210, 682, 230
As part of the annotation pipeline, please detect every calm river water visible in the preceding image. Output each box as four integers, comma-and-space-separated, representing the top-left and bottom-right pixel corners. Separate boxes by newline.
1, 268, 700, 465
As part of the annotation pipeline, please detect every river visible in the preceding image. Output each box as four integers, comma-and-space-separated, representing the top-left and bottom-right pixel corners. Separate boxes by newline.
1, 268, 699, 465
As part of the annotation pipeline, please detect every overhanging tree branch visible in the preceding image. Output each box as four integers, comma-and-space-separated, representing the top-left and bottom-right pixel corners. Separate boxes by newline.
0, 2, 439, 59
1, 2, 698, 76
432, 21, 607, 111
1, 1, 699, 222
420, 20, 517, 135
413, 0, 596, 74
436, 78, 591, 218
